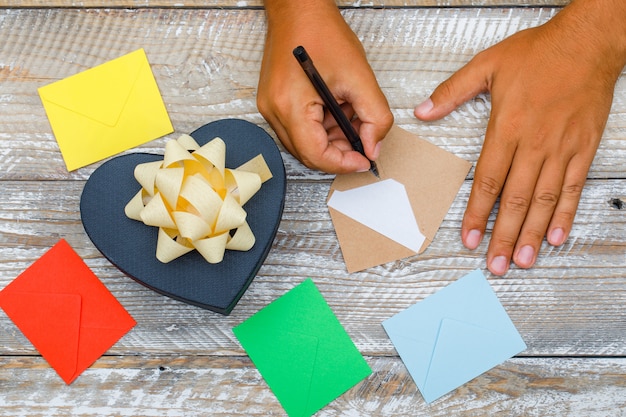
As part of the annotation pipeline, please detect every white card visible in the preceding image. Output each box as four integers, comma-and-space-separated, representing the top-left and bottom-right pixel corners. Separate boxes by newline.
327, 179, 425, 253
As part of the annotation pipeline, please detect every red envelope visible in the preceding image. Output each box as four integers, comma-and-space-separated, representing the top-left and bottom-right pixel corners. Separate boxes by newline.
0, 239, 136, 384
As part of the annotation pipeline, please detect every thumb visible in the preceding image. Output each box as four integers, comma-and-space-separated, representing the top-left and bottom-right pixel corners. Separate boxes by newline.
414, 55, 491, 121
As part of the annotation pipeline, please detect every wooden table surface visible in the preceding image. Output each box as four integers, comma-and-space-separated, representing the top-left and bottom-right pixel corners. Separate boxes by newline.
1, 1, 625, 416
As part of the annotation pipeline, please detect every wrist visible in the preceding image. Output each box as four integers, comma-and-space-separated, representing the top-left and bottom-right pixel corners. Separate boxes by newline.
262, 0, 364, 65
263, 0, 341, 30
555, 0, 626, 72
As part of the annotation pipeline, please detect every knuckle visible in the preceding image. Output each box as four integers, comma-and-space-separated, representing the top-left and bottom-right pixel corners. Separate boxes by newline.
256, 91, 268, 114
464, 210, 490, 225
529, 132, 548, 152
533, 190, 559, 208
255, 95, 269, 116
502, 194, 531, 214
561, 183, 584, 199
379, 110, 395, 130
258, 86, 291, 114
475, 176, 502, 198
554, 207, 577, 225
256, 94, 281, 120
524, 228, 546, 243
500, 118, 524, 139
473, 49, 490, 64
439, 80, 455, 98
491, 233, 518, 249
298, 153, 317, 170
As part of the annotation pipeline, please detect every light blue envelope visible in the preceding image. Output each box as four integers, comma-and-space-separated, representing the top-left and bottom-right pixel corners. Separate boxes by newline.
382, 269, 526, 403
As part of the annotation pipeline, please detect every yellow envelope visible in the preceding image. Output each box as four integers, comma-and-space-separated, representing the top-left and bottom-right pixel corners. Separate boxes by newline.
38, 48, 173, 171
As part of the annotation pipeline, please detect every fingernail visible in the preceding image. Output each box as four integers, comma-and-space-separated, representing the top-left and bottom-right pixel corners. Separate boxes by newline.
490, 256, 509, 275
464, 229, 482, 250
548, 227, 565, 246
414, 98, 434, 117
516, 245, 535, 267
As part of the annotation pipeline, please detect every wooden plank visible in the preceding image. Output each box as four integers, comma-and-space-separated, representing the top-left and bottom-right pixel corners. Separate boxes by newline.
0, 0, 571, 9
1, 179, 625, 357
0, 355, 625, 416
2, 8, 624, 181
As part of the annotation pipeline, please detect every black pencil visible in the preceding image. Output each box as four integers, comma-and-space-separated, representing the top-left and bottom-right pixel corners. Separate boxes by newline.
293, 45, 380, 178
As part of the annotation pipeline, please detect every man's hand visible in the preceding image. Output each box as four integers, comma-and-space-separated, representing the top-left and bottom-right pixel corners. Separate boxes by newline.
258, 0, 393, 174
415, 0, 626, 275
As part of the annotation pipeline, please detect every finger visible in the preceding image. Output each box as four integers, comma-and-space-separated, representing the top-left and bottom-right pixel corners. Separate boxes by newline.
327, 127, 358, 153
357, 114, 393, 160
322, 102, 355, 132
486, 148, 545, 276
325, 104, 357, 148
461, 117, 517, 251
324, 104, 376, 157
347, 82, 394, 160
270, 85, 372, 173
546, 152, 591, 246
286, 109, 371, 174
512, 158, 566, 269
414, 53, 491, 121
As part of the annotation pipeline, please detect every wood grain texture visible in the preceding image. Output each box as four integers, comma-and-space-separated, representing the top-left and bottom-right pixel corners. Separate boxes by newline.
1, 180, 625, 357
1, 3, 625, 416
0, 0, 572, 9
2, 7, 625, 182
1, 356, 625, 416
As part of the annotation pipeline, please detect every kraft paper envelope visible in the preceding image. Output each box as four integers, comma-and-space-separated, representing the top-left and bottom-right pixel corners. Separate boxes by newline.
382, 269, 526, 403
38, 48, 173, 171
0, 239, 136, 384
328, 125, 472, 272
233, 279, 371, 417
328, 179, 426, 253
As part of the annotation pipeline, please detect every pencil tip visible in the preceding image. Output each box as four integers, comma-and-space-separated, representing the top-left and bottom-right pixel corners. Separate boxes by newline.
371, 161, 380, 178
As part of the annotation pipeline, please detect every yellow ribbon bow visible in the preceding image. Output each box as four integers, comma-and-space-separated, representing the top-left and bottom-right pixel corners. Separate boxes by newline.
125, 134, 272, 264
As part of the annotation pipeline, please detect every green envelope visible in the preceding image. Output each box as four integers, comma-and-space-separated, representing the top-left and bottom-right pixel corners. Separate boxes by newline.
233, 279, 371, 417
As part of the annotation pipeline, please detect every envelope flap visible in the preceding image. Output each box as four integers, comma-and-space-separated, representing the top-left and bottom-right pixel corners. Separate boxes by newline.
234, 325, 319, 417
78, 274, 138, 331
422, 317, 525, 403
38, 49, 146, 127
0, 291, 81, 384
